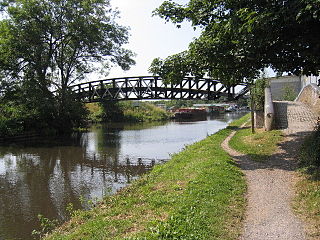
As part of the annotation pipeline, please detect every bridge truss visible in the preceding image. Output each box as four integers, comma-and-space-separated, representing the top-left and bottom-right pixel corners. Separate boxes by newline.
71, 76, 249, 103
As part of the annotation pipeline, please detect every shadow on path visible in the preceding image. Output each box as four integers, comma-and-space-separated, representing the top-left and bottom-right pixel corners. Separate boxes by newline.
222, 122, 310, 240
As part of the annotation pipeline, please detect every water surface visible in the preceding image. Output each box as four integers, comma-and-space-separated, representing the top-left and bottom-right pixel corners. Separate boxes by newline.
0, 112, 246, 240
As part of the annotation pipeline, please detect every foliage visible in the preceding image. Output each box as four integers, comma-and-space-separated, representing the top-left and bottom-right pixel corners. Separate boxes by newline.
251, 78, 268, 111
44, 115, 250, 240
0, 85, 88, 136
0, 84, 57, 136
150, 0, 320, 85
0, 0, 134, 136
100, 100, 125, 122
282, 85, 297, 101
86, 103, 104, 123
0, 0, 135, 88
100, 101, 171, 123
0, 103, 26, 136
32, 214, 59, 239
121, 102, 170, 122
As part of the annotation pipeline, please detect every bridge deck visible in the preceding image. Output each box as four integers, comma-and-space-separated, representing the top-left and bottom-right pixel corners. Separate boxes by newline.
70, 76, 249, 102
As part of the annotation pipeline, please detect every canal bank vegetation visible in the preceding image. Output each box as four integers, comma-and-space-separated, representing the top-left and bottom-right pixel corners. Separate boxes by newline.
0, 90, 88, 137
87, 101, 171, 123
44, 115, 250, 240
295, 124, 320, 239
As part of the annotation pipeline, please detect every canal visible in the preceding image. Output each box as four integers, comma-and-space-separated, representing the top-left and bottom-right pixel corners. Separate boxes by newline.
0, 112, 246, 240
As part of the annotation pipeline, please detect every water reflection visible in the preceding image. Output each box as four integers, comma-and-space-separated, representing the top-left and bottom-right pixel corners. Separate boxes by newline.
0, 111, 247, 240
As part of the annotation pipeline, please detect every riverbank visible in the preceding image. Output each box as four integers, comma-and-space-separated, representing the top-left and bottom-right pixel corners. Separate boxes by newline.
86, 101, 171, 123
43, 115, 250, 240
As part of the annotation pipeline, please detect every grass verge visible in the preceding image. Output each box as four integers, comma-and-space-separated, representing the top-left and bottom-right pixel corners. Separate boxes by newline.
294, 127, 320, 240
43, 115, 250, 240
229, 117, 283, 161
294, 177, 320, 240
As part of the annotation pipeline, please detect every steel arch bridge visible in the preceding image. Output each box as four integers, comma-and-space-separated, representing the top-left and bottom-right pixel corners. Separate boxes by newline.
71, 76, 249, 103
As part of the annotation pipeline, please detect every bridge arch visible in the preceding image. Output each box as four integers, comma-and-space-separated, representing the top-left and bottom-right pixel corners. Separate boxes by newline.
71, 76, 249, 102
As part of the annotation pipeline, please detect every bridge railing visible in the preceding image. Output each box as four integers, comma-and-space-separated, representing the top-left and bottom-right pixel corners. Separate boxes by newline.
70, 76, 248, 102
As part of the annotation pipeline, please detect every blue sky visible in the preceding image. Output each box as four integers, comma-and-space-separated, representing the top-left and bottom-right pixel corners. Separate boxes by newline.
105, 0, 201, 78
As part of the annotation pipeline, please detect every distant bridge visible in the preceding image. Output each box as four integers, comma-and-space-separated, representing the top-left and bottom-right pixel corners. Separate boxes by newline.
71, 76, 249, 103
71, 76, 249, 102
0, 76, 249, 101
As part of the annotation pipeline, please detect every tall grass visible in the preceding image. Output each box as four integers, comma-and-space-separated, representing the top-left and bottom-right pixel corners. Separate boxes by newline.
299, 123, 320, 175
295, 123, 320, 239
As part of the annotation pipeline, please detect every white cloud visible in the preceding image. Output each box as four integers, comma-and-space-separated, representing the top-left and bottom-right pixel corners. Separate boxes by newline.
97, 0, 201, 79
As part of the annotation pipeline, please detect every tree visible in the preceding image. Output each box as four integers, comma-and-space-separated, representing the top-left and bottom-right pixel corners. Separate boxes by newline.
0, 0, 135, 134
150, 0, 320, 85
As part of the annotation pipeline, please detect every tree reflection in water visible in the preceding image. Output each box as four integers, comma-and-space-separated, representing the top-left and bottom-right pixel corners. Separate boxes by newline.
0, 124, 159, 240
0, 112, 246, 240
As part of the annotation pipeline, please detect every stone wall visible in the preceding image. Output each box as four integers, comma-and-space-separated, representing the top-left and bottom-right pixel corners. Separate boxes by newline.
296, 83, 320, 115
300, 75, 320, 89
268, 76, 301, 100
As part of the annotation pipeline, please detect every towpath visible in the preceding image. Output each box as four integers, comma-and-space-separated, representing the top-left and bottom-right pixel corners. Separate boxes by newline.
222, 101, 319, 240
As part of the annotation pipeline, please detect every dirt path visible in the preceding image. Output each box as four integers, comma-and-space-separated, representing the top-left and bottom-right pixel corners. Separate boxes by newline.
222, 101, 318, 240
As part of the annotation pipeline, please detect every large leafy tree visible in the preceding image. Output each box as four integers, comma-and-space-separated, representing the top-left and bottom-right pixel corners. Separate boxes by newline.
0, 0, 135, 134
150, 0, 320, 84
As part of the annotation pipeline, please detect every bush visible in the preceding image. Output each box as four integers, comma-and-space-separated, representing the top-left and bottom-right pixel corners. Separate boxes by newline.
86, 103, 104, 122
0, 87, 88, 137
251, 78, 268, 111
100, 101, 171, 122
282, 85, 297, 101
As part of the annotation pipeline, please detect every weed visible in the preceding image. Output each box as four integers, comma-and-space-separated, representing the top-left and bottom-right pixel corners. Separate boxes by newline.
32, 214, 59, 239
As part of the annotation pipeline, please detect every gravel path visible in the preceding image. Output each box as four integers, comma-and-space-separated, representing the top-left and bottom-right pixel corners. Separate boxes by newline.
222, 101, 319, 240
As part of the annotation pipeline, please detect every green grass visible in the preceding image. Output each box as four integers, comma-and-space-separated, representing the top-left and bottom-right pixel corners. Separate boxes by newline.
294, 128, 320, 240
43, 115, 250, 240
294, 177, 320, 240
229, 118, 283, 161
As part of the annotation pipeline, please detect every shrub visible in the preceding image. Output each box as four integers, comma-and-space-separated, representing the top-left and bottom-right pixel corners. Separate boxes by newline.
100, 101, 171, 122
251, 78, 268, 111
282, 85, 297, 101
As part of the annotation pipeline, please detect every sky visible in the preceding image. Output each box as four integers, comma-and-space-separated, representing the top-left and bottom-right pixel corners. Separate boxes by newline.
91, 0, 274, 80
102, 0, 201, 79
